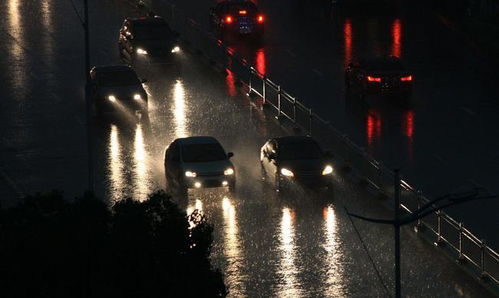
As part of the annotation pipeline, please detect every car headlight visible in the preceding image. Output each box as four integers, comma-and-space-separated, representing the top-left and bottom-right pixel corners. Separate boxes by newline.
185, 171, 197, 178
224, 168, 234, 176
133, 94, 142, 100
322, 165, 333, 175
171, 46, 180, 53
136, 48, 148, 55
280, 168, 294, 177
108, 95, 117, 102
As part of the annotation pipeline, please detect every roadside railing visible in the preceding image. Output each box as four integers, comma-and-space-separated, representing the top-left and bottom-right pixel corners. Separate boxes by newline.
148, 0, 498, 288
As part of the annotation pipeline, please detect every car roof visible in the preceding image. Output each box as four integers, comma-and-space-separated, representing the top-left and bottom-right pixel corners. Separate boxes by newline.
274, 136, 318, 145
91, 65, 134, 74
177, 136, 221, 146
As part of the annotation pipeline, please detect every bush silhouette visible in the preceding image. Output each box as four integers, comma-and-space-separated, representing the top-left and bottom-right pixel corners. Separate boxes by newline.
0, 191, 226, 298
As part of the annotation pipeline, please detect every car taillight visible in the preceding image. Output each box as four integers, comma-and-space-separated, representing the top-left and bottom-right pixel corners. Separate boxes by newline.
400, 75, 412, 82
367, 76, 381, 82
225, 15, 233, 23
239, 10, 247, 15
257, 15, 264, 23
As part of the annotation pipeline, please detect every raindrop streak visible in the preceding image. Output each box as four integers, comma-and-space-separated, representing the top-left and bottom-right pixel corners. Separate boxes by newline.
108, 125, 125, 202
323, 206, 346, 296
222, 197, 245, 296
277, 208, 302, 297
133, 124, 150, 201
172, 80, 187, 138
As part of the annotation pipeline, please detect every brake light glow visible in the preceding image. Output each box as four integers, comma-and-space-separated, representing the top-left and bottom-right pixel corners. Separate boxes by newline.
239, 10, 247, 15
225, 15, 233, 23
257, 15, 264, 23
400, 75, 412, 82
367, 76, 381, 82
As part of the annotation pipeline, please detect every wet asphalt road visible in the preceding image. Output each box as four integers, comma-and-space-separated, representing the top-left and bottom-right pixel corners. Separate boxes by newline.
146, 0, 499, 247
0, 0, 495, 297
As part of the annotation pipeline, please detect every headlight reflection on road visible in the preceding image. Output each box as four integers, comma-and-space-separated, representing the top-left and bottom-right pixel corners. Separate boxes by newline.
8, 0, 27, 97
278, 207, 302, 297
133, 124, 150, 201
221, 196, 245, 295
323, 205, 346, 296
108, 124, 125, 202
172, 80, 187, 138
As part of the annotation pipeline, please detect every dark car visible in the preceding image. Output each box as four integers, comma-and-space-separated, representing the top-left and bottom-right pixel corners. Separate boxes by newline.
345, 56, 413, 99
260, 136, 333, 192
164, 137, 236, 198
209, 0, 265, 41
90, 65, 147, 115
118, 16, 180, 66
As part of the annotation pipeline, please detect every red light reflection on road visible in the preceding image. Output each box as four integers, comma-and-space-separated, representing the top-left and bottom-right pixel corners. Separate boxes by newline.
391, 19, 402, 58
225, 69, 237, 97
343, 19, 352, 67
255, 49, 266, 76
366, 111, 381, 149
403, 110, 415, 161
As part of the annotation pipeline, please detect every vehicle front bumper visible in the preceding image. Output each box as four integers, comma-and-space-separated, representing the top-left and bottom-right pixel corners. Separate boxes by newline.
184, 175, 235, 189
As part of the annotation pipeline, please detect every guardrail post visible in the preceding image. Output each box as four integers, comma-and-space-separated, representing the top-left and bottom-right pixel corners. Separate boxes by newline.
293, 98, 297, 123
414, 191, 424, 233
248, 69, 253, 95
309, 108, 313, 136
457, 223, 465, 264
262, 77, 266, 105
480, 239, 489, 281
277, 85, 282, 119
434, 211, 445, 247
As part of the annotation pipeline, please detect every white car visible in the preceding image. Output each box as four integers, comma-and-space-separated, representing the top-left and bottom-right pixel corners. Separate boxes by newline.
164, 136, 236, 197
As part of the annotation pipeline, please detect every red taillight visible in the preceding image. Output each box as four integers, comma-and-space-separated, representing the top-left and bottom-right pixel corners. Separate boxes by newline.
225, 15, 233, 23
239, 10, 247, 15
400, 75, 412, 82
367, 76, 381, 82
257, 15, 264, 23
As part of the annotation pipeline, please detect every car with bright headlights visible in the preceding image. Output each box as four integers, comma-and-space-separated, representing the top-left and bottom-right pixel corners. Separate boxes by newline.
90, 65, 148, 115
164, 136, 236, 197
118, 15, 180, 66
260, 136, 333, 192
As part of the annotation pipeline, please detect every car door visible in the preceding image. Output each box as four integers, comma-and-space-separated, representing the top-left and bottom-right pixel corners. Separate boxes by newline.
165, 141, 181, 188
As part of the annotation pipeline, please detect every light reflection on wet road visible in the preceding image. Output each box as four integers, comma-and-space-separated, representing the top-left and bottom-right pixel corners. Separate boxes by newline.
0, 0, 495, 297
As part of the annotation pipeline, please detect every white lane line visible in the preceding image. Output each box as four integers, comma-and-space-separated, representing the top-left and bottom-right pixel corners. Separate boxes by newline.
460, 107, 476, 116
0, 167, 25, 198
312, 68, 323, 76
285, 49, 297, 58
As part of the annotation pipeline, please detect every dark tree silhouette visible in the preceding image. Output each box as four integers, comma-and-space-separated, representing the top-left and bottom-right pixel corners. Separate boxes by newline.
0, 191, 226, 298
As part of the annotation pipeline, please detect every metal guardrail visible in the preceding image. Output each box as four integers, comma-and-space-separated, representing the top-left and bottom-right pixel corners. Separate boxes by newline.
148, 0, 498, 288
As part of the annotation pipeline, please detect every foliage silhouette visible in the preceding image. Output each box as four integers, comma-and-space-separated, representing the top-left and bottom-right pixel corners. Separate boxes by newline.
0, 190, 226, 298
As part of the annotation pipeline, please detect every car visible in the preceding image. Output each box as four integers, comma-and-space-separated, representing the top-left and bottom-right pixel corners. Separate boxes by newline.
164, 136, 236, 197
260, 136, 333, 192
118, 15, 180, 66
209, 0, 265, 41
345, 56, 413, 99
90, 65, 148, 115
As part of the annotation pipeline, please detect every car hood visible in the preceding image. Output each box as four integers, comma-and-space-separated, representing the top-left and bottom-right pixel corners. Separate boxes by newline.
98, 85, 145, 99
280, 159, 326, 173
134, 39, 177, 51
182, 160, 233, 174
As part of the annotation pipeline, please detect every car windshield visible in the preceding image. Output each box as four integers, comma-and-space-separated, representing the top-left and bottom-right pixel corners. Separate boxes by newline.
134, 23, 173, 40
97, 71, 139, 87
278, 141, 323, 160
364, 59, 405, 72
182, 143, 227, 162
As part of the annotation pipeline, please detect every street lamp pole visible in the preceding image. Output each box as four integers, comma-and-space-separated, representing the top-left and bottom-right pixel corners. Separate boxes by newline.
394, 169, 401, 298
83, 0, 94, 193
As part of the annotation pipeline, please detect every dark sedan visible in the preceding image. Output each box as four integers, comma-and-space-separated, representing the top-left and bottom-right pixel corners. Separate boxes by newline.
260, 136, 333, 192
345, 56, 413, 99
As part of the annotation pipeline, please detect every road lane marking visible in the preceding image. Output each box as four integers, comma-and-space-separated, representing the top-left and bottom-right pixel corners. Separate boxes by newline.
460, 107, 476, 116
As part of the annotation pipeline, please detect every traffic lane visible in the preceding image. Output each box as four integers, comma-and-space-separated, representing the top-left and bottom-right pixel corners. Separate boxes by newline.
154, 0, 499, 246
91, 47, 493, 296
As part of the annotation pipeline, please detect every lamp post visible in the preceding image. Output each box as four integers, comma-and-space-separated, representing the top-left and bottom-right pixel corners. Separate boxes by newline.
346, 171, 496, 298
83, 0, 94, 193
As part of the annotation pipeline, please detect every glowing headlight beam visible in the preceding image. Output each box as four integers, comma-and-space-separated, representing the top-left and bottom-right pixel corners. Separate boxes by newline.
108, 95, 117, 102
171, 46, 180, 53
280, 168, 294, 177
185, 171, 197, 178
136, 48, 148, 55
322, 165, 333, 176
224, 168, 234, 176
133, 94, 142, 100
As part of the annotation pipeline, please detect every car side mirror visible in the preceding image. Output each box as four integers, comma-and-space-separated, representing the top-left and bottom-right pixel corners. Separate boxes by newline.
227, 152, 234, 159
140, 78, 148, 84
